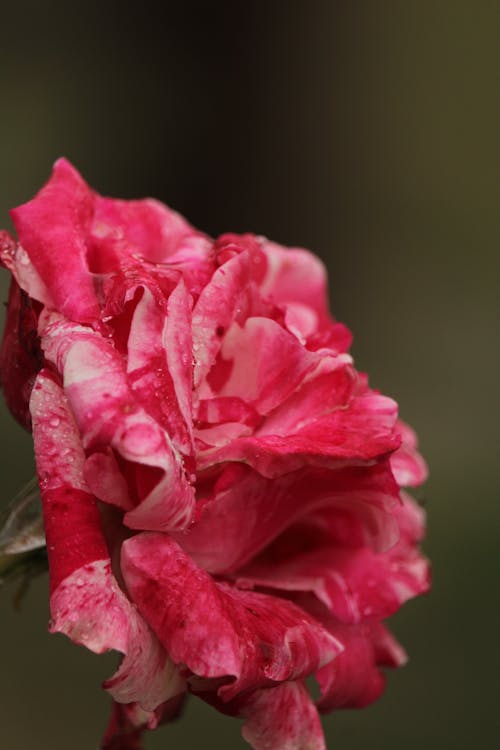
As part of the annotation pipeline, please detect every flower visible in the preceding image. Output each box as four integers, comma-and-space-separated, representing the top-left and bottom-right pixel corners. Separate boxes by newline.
0, 159, 429, 750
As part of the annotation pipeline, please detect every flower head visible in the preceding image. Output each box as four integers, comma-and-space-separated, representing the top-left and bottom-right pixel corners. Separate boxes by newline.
0, 159, 429, 749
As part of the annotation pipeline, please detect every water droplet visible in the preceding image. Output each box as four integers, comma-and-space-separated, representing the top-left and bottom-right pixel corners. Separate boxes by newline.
49, 417, 60, 428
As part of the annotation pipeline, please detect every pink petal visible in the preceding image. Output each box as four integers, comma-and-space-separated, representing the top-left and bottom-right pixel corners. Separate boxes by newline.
198, 392, 400, 478
239, 681, 326, 750
395, 491, 427, 544
316, 621, 406, 711
196, 396, 261, 429
101, 695, 186, 750
126, 281, 194, 457
0, 278, 41, 428
121, 534, 341, 702
306, 321, 353, 354
30, 371, 183, 710
192, 251, 252, 388
284, 302, 319, 342
39, 311, 195, 532
10, 158, 100, 323
84, 451, 134, 512
101, 703, 145, 750
163, 279, 194, 452
177, 462, 400, 574
256, 359, 356, 438
212, 316, 320, 414
93, 193, 204, 265
390, 420, 428, 487
0, 229, 53, 307
236, 526, 430, 624
260, 239, 329, 319
92, 192, 214, 293
9, 158, 214, 323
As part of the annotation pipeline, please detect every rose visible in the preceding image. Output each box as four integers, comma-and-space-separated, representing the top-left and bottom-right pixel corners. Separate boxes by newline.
0, 159, 429, 750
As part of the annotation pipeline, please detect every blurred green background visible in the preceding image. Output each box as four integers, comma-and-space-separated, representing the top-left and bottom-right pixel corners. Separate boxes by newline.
0, 2, 498, 748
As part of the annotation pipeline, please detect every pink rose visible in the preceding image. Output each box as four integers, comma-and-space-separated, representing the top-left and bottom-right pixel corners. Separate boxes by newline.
0, 159, 429, 749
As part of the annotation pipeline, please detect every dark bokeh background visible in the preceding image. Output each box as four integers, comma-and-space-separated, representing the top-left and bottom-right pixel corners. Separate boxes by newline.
1, 2, 499, 748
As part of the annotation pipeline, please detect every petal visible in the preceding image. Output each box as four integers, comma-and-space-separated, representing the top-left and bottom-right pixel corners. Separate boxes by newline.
0, 229, 53, 307
395, 491, 427, 544
177, 462, 400, 574
126, 281, 194, 457
213, 317, 320, 414
239, 681, 326, 750
163, 279, 194, 452
236, 530, 430, 625
260, 239, 329, 319
30, 371, 183, 710
92, 192, 214, 293
316, 621, 406, 711
121, 534, 341, 702
256, 359, 356, 438
10, 159, 212, 322
93, 193, 205, 265
39, 311, 195, 532
0, 278, 42, 428
10, 158, 100, 322
101, 695, 186, 750
192, 251, 252, 388
390, 420, 428, 487
198, 392, 400, 478
101, 702, 145, 750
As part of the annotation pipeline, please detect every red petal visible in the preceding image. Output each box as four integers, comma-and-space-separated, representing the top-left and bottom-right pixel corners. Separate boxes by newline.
260, 239, 329, 320
179, 462, 400, 574
30, 371, 183, 710
126, 281, 194, 457
101, 694, 186, 750
210, 316, 320, 414
236, 513, 430, 625
198, 392, 400, 477
390, 420, 428, 487
316, 621, 406, 711
121, 534, 341, 702
0, 278, 41, 428
192, 251, 252, 388
39, 311, 195, 532
10, 158, 100, 322
239, 681, 326, 750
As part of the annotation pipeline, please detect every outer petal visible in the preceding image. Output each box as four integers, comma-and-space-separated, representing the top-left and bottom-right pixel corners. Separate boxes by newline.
236, 514, 430, 624
39, 311, 195, 532
316, 621, 406, 711
10, 158, 100, 322
198, 392, 401, 477
395, 491, 427, 544
0, 229, 53, 308
390, 420, 428, 487
9, 159, 213, 321
121, 534, 341, 702
256, 360, 356, 438
30, 371, 183, 710
93, 193, 205, 265
237, 682, 326, 750
101, 703, 145, 750
0, 277, 41, 428
259, 239, 329, 320
92, 192, 214, 293
101, 694, 186, 750
177, 462, 400, 574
